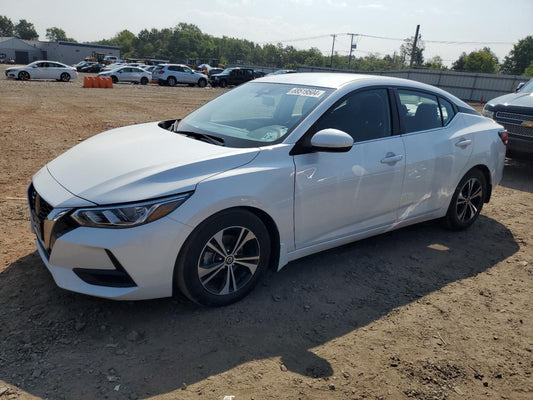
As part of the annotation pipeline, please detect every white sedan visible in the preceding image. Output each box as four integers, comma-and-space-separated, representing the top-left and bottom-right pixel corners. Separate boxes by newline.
28, 73, 507, 306
98, 66, 151, 85
5, 60, 78, 82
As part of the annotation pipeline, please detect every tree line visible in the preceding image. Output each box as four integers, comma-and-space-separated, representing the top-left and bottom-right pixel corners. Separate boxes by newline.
1, 15, 532, 76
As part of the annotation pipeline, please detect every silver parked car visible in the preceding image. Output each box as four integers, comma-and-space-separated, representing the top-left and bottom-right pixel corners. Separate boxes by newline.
98, 66, 152, 85
152, 64, 208, 87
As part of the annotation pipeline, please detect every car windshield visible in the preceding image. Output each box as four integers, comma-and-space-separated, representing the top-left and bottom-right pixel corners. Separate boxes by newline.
519, 79, 533, 92
177, 82, 333, 147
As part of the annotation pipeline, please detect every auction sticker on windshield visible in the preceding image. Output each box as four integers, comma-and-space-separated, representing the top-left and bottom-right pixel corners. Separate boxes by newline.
287, 88, 326, 98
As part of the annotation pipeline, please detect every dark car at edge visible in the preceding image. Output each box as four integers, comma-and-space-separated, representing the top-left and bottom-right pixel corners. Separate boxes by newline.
483, 78, 533, 160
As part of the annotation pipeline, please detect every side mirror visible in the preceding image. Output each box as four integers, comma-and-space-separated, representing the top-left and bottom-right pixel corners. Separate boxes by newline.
516, 82, 525, 92
310, 129, 354, 152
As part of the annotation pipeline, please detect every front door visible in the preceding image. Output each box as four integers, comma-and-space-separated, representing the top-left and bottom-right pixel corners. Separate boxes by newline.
293, 88, 405, 248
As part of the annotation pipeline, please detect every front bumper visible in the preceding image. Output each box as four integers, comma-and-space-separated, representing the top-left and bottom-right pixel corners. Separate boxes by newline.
32, 216, 193, 300
507, 134, 533, 159
28, 171, 194, 300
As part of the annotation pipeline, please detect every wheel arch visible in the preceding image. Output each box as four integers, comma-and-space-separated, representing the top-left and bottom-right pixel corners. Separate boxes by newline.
172, 205, 281, 299
173, 206, 281, 284
469, 164, 492, 203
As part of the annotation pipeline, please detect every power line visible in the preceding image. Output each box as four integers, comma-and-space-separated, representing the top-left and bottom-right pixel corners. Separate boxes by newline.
259, 32, 515, 46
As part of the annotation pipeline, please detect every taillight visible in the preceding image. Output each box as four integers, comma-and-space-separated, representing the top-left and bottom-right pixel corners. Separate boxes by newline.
498, 129, 508, 145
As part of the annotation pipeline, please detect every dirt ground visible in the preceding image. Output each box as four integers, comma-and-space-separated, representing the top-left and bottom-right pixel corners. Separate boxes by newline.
0, 67, 532, 400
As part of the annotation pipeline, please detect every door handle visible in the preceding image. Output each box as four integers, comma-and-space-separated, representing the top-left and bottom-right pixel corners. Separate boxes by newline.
380, 154, 403, 164
455, 138, 472, 148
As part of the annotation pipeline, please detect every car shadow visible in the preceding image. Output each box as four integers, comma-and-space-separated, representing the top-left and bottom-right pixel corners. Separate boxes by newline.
0, 214, 518, 399
500, 157, 533, 194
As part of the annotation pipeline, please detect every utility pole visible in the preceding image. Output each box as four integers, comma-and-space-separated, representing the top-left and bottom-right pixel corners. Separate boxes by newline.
330, 34, 336, 68
409, 24, 420, 69
348, 33, 357, 68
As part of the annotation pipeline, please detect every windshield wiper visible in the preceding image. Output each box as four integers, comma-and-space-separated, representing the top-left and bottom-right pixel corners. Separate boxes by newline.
174, 130, 225, 146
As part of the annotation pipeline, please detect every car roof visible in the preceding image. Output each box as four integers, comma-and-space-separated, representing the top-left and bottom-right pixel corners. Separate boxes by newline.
257, 72, 472, 109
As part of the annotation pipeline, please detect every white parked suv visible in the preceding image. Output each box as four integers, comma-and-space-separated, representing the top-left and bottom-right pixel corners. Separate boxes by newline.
153, 64, 208, 87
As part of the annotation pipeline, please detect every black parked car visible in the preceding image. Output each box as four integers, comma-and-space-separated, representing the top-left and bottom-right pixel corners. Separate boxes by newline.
483, 78, 533, 159
209, 67, 254, 88
79, 63, 105, 73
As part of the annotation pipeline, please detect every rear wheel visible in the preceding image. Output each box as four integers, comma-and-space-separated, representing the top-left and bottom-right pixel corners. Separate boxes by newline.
167, 76, 177, 87
18, 71, 30, 80
60, 73, 70, 82
140, 77, 148, 85
445, 169, 486, 230
175, 210, 271, 306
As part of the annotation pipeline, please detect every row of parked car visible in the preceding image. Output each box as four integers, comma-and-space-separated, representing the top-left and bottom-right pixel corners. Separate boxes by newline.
5, 59, 293, 89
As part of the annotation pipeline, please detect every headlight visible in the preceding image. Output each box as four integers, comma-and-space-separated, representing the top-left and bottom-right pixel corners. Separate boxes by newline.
71, 192, 192, 228
482, 107, 494, 119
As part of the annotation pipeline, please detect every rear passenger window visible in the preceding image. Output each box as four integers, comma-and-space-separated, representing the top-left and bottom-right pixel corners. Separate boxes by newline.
438, 97, 455, 126
398, 90, 441, 133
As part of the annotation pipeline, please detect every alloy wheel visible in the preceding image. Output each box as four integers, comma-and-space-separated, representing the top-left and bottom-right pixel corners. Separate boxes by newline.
197, 226, 260, 296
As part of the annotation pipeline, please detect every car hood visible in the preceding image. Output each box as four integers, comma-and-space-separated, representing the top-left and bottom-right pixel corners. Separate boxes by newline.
487, 91, 533, 108
46, 122, 260, 205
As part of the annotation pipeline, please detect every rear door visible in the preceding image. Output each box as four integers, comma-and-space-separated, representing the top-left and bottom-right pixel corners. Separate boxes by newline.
396, 89, 473, 220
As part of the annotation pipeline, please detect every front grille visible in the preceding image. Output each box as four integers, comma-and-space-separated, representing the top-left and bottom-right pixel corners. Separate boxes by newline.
28, 183, 75, 255
28, 184, 53, 244
497, 122, 533, 138
495, 111, 533, 123
494, 112, 533, 138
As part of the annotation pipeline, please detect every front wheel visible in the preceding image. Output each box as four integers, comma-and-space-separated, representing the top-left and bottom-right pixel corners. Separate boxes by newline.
111, 76, 118, 84
198, 79, 207, 88
140, 77, 148, 85
175, 210, 271, 306
445, 169, 486, 230
18, 71, 30, 80
219, 79, 227, 88
60, 72, 70, 82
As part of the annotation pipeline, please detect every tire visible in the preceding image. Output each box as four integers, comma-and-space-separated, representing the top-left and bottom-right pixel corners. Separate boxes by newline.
60, 73, 70, 82
167, 76, 177, 87
111, 76, 118, 84
219, 79, 227, 88
175, 209, 271, 307
18, 71, 30, 81
445, 168, 486, 230
140, 77, 148, 85
198, 78, 207, 88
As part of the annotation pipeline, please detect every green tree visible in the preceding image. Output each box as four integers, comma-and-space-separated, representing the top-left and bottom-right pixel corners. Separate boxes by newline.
98, 30, 136, 58
45, 27, 76, 42
524, 60, 533, 77
14, 19, 38, 40
399, 36, 425, 67
452, 52, 467, 71
424, 55, 447, 70
452, 48, 498, 73
500, 36, 533, 75
0, 15, 14, 37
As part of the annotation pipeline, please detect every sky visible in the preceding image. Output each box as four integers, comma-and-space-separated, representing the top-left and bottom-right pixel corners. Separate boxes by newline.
3, 0, 532, 66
